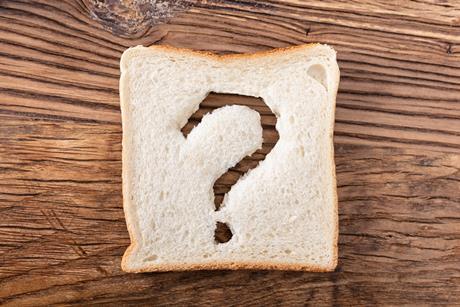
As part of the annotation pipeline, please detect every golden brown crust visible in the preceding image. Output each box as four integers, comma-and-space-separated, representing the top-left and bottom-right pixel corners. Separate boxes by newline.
329, 64, 340, 271
120, 43, 339, 273
146, 43, 320, 61
119, 57, 143, 271
122, 260, 336, 273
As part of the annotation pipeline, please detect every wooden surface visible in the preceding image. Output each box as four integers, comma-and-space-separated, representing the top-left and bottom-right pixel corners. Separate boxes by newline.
0, 0, 459, 305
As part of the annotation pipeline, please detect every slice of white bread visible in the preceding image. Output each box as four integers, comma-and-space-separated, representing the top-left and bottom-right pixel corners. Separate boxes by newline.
120, 44, 340, 272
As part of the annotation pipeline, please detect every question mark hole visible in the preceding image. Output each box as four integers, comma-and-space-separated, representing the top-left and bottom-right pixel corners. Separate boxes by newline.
214, 222, 233, 243
181, 92, 279, 245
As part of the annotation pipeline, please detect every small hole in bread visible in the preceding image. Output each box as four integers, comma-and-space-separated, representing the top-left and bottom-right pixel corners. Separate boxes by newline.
144, 255, 158, 262
214, 222, 233, 243
307, 64, 328, 90
299, 145, 305, 157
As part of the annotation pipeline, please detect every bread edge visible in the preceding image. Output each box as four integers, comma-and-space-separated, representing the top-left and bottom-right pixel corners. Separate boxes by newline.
120, 43, 340, 273
122, 260, 336, 273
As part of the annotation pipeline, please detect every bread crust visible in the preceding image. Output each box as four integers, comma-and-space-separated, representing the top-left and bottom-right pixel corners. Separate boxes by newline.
122, 260, 335, 273
120, 44, 339, 273
147, 44, 320, 60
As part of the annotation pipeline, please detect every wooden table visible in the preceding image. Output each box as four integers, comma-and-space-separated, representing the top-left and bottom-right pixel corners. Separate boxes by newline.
1, 1, 459, 305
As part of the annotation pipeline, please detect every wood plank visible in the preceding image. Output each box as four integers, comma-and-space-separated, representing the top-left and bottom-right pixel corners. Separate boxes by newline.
0, 0, 459, 305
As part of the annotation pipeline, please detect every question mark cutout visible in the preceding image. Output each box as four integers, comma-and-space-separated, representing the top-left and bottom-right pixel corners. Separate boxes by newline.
181, 93, 279, 244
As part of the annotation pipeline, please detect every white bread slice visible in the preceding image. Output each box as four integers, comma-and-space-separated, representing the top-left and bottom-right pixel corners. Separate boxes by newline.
120, 44, 340, 272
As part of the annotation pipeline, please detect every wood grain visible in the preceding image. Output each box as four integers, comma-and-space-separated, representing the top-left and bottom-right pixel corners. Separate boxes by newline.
0, 0, 459, 305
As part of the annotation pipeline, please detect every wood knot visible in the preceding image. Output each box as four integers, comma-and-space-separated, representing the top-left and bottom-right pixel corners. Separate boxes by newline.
83, 0, 194, 37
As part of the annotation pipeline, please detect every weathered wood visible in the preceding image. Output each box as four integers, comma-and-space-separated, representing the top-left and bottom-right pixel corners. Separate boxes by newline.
0, 0, 459, 305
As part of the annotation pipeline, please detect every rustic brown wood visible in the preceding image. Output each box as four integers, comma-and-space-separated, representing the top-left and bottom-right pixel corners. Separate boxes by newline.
0, 0, 459, 305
